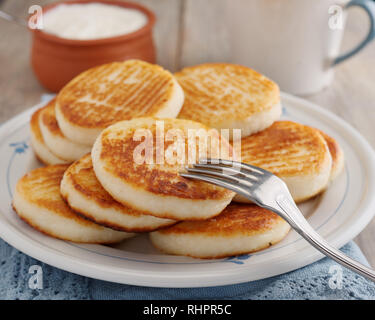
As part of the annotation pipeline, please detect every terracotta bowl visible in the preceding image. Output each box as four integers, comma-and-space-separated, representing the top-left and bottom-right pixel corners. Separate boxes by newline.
30, 0, 156, 92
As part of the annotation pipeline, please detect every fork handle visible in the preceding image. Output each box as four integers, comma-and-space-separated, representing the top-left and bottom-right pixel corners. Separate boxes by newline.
273, 194, 375, 282
0, 10, 27, 27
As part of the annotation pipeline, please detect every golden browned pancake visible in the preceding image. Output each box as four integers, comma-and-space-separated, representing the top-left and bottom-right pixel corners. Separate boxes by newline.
30, 106, 68, 165
233, 121, 332, 203
149, 203, 290, 259
91, 117, 235, 220
61, 154, 176, 232
12, 164, 133, 243
39, 99, 91, 161
318, 130, 345, 181
175, 63, 281, 138
55, 60, 184, 145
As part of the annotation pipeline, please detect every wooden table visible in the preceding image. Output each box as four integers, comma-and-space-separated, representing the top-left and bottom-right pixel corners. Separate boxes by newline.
1, 0, 375, 265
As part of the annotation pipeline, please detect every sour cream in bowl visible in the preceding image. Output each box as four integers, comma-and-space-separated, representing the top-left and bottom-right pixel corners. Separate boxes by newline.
42, 3, 148, 40
30, 0, 156, 92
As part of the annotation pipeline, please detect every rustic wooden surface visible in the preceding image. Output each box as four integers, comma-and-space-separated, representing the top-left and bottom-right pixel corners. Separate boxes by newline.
1, 0, 374, 266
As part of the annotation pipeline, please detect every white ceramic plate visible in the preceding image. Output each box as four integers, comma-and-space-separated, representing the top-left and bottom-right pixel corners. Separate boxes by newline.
0, 92, 375, 288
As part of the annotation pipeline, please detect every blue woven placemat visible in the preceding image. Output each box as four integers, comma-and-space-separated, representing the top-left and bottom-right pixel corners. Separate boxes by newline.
1, 239, 374, 300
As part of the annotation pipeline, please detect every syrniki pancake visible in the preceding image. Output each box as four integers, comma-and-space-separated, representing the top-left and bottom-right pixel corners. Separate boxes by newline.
92, 117, 235, 220
56, 60, 185, 145
233, 121, 332, 203
39, 99, 91, 161
12, 165, 133, 243
175, 63, 281, 139
30, 106, 68, 165
149, 204, 290, 259
318, 130, 344, 181
61, 154, 176, 232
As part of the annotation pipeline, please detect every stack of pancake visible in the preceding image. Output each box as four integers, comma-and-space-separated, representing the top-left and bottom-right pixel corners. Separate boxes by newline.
13, 60, 344, 259
30, 60, 184, 164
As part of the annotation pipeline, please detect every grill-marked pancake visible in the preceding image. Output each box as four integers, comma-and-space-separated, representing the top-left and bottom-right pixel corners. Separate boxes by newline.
92, 117, 235, 220
61, 154, 176, 232
233, 121, 332, 203
56, 60, 184, 145
12, 165, 133, 243
30, 106, 68, 165
39, 99, 91, 161
149, 203, 290, 259
175, 63, 281, 138
318, 130, 344, 181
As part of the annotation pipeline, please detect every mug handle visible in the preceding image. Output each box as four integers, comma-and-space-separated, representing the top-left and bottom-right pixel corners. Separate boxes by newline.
333, 0, 375, 65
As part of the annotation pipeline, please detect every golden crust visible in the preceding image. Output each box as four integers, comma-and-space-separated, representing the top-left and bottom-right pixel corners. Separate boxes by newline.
151, 238, 284, 260
12, 203, 122, 244
176, 63, 280, 126
65, 155, 131, 212
30, 106, 67, 165
62, 154, 176, 232
30, 110, 50, 166
156, 203, 284, 237
30, 107, 45, 144
40, 98, 64, 137
14, 164, 99, 228
97, 117, 234, 201
318, 130, 344, 177
237, 121, 330, 177
150, 203, 290, 258
56, 60, 179, 129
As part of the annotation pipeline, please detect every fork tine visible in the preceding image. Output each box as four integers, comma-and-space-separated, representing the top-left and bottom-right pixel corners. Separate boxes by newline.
186, 167, 254, 187
179, 172, 250, 198
192, 163, 260, 182
198, 158, 238, 167
199, 158, 269, 176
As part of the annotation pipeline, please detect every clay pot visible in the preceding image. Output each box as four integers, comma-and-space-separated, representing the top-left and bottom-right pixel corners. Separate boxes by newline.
30, 0, 156, 92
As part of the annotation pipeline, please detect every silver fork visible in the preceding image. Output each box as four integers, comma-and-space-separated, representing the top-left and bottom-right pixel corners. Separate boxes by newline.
180, 158, 375, 282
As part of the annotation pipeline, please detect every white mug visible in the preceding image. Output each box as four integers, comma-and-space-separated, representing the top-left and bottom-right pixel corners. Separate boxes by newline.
226, 0, 375, 95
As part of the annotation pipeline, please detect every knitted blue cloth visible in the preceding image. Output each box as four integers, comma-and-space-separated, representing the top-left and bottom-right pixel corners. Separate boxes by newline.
0, 239, 374, 300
